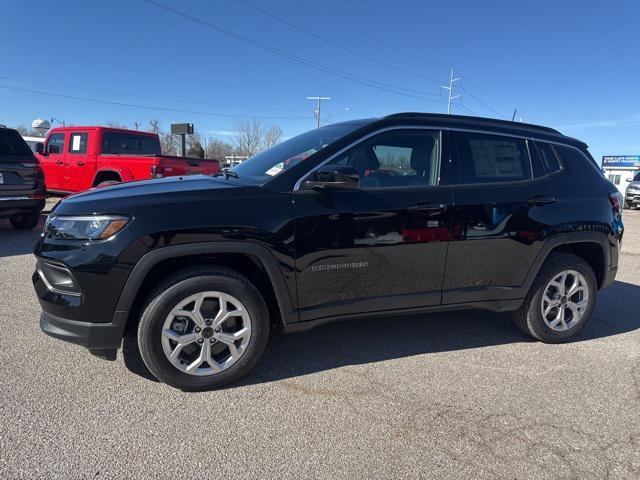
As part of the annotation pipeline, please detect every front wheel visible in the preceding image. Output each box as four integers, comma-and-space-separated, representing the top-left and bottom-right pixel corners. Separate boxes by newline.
10, 209, 41, 230
513, 253, 597, 343
137, 266, 270, 390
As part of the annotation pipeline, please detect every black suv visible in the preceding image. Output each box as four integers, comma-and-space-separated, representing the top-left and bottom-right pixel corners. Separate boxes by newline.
33, 113, 624, 390
1, 127, 45, 229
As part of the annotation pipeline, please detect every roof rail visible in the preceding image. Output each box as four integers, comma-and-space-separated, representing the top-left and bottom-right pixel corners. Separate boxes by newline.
384, 112, 561, 135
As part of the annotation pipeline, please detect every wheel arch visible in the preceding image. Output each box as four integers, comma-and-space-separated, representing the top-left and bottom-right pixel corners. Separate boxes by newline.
523, 232, 612, 294
113, 242, 297, 339
92, 169, 123, 186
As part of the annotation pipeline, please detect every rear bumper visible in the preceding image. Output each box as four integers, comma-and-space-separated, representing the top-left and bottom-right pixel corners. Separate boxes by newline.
40, 310, 127, 360
0, 196, 44, 217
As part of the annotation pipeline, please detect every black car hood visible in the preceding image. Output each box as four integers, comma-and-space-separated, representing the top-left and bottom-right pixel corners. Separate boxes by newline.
53, 175, 244, 215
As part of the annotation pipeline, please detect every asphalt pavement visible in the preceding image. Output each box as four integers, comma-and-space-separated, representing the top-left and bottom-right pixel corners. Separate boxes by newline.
1, 211, 639, 479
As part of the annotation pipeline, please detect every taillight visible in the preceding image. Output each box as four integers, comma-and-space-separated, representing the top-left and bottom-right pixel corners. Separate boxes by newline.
150, 165, 164, 178
609, 191, 623, 215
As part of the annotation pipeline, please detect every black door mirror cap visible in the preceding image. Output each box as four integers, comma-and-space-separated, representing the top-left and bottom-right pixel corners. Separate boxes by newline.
303, 165, 360, 191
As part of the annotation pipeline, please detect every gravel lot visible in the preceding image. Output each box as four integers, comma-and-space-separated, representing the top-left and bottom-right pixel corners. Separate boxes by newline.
1, 210, 639, 479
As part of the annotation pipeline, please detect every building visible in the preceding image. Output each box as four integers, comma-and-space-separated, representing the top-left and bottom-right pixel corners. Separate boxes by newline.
602, 155, 640, 193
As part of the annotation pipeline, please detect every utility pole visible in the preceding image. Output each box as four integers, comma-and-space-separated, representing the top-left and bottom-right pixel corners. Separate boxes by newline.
441, 68, 460, 115
307, 96, 331, 128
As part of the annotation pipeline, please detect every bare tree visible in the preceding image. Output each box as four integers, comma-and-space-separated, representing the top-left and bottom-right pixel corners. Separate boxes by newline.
148, 119, 162, 135
161, 132, 177, 156
205, 139, 233, 160
263, 124, 283, 150
106, 121, 128, 129
234, 118, 263, 157
15, 125, 40, 137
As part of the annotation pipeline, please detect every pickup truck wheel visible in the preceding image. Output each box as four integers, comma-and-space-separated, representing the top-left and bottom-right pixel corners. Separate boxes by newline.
137, 266, 269, 390
96, 180, 120, 188
513, 253, 596, 343
9, 209, 41, 230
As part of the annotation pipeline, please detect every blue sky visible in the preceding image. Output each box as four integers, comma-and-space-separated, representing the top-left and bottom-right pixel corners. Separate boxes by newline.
1, 0, 638, 162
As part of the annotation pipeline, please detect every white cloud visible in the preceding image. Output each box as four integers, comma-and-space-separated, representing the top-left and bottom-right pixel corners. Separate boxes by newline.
557, 115, 640, 130
208, 130, 235, 136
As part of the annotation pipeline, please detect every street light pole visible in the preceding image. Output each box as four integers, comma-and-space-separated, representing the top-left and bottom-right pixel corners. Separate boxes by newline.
307, 96, 331, 128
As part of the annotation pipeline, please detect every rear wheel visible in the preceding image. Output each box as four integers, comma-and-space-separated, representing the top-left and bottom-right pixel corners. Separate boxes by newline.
137, 266, 270, 390
96, 180, 120, 188
513, 253, 597, 343
10, 209, 40, 230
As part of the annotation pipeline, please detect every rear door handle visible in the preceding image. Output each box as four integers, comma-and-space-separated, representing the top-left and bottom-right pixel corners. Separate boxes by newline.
55, 160, 63, 165
527, 196, 556, 206
408, 202, 448, 211
76, 161, 85, 166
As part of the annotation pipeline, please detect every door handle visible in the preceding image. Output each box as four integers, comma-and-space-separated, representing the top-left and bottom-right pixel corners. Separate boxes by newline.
56, 160, 63, 165
408, 202, 448, 211
77, 161, 85, 166
527, 196, 556, 206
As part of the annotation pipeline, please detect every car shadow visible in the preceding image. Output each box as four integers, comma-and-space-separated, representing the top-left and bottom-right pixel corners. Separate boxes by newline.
121, 280, 640, 388
0, 216, 46, 258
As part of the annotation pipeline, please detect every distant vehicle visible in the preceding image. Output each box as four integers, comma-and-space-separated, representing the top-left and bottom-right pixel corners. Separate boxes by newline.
34, 113, 623, 390
0, 126, 45, 230
36, 126, 220, 194
624, 171, 640, 209
21, 135, 45, 153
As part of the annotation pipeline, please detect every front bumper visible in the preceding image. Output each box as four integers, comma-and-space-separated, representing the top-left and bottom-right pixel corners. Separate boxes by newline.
40, 310, 128, 360
625, 192, 640, 205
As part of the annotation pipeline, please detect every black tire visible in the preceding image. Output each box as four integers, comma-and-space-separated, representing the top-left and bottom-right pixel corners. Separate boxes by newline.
96, 180, 120, 188
137, 266, 270, 390
623, 201, 630, 210
512, 253, 597, 343
9, 209, 41, 230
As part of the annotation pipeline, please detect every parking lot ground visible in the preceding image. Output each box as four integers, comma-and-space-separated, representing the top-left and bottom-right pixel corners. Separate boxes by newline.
1, 212, 639, 479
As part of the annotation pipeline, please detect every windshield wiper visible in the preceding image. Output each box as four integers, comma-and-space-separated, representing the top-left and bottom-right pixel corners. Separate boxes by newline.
215, 168, 239, 180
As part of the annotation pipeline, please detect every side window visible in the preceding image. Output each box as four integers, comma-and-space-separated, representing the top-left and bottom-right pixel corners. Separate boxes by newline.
608, 174, 621, 185
535, 141, 562, 174
325, 129, 440, 189
46, 133, 65, 154
68, 133, 88, 154
454, 132, 531, 184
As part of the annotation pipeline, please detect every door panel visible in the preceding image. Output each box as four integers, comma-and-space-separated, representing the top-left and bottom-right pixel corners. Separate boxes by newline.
41, 133, 66, 190
443, 130, 555, 304
65, 132, 93, 191
294, 188, 452, 320
292, 127, 452, 321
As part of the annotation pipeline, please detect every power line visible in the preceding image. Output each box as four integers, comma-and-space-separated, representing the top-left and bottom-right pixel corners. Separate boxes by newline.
0, 75, 307, 113
460, 85, 508, 119
142, 0, 447, 103
233, 0, 443, 86
0, 84, 309, 120
461, 77, 513, 113
295, 1, 451, 73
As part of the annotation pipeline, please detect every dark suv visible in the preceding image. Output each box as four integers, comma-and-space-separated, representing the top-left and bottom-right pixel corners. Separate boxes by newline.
1, 127, 45, 229
33, 113, 624, 390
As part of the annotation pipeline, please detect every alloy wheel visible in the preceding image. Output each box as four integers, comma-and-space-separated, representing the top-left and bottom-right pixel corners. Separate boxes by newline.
540, 269, 589, 332
161, 291, 252, 376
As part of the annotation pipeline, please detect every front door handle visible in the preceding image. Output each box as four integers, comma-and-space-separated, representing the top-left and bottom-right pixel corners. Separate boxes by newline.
527, 196, 556, 206
55, 160, 63, 165
77, 161, 85, 166
408, 202, 448, 211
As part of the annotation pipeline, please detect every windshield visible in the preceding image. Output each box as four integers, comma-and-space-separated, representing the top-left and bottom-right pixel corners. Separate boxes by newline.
231, 123, 363, 185
634, 172, 640, 182
0, 130, 33, 157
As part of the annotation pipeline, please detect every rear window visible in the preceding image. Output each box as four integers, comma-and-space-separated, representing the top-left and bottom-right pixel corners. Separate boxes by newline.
535, 141, 562, 174
102, 131, 160, 155
68, 132, 88, 154
0, 130, 33, 157
454, 131, 531, 184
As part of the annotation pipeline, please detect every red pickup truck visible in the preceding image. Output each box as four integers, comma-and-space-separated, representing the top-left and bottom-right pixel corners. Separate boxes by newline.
36, 126, 220, 193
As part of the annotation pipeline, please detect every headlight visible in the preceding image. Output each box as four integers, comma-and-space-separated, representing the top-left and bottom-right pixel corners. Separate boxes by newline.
45, 215, 129, 240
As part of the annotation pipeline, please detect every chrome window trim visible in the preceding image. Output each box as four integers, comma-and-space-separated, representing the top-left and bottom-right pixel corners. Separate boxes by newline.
293, 124, 588, 191
0, 196, 30, 201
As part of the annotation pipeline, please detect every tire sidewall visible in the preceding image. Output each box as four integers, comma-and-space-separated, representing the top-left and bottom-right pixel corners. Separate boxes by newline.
525, 255, 597, 343
138, 273, 269, 390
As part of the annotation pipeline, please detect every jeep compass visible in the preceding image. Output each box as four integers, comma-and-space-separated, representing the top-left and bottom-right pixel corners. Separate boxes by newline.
33, 113, 624, 390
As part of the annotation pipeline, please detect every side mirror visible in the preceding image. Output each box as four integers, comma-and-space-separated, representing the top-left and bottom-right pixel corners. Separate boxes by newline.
35, 143, 44, 154
626, 178, 632, 182
303, 165, 359, 191
48, 144, 60, 154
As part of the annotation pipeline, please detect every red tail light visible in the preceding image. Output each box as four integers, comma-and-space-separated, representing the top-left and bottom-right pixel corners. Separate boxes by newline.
150, 165, 164, 178
609, 191, 623, 215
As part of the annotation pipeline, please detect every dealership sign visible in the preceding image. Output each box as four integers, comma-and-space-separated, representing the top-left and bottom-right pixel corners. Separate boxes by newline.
602, 155, 640, 168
